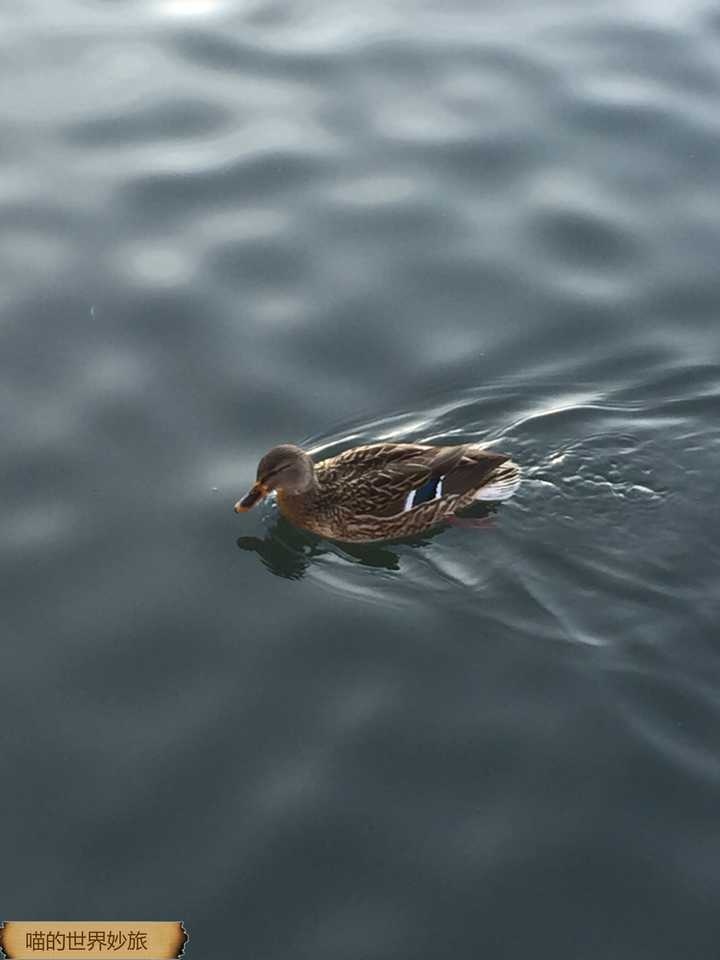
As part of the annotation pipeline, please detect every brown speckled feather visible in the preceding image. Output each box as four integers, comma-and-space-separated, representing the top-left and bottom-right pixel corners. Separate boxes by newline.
277, 442, 516, 543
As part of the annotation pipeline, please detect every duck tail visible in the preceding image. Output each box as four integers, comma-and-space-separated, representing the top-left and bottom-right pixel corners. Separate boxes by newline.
472, 460, 521, 501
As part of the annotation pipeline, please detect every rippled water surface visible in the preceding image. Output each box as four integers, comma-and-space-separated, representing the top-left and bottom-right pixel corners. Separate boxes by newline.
3, 1, 720, 957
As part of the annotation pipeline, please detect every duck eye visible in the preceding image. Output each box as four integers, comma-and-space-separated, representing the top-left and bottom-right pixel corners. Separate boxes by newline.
261, 465, 287, 484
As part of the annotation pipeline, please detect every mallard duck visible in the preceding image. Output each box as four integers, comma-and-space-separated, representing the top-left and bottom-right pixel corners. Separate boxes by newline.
234, 442, 520, 543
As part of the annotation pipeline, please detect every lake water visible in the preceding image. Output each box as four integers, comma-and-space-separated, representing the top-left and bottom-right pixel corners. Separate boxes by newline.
2, 1, 720, 957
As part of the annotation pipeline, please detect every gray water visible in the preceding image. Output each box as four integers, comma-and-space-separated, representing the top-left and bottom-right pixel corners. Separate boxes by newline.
2, 1, 720, 957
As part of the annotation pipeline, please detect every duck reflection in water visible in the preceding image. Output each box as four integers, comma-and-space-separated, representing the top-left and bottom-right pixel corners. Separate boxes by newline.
236, 504, 497, 580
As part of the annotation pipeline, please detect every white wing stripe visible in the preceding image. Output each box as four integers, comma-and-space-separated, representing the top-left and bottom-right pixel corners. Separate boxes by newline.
403, 474, 445, 512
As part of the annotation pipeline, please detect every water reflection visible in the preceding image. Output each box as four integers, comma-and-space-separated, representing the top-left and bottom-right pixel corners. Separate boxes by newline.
236, 515, 324, 580
237, 505, 496, 579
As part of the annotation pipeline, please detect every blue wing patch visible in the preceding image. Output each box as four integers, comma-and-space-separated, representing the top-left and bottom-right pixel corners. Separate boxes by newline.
413, 477, 440, 505
403, 476, 444, 511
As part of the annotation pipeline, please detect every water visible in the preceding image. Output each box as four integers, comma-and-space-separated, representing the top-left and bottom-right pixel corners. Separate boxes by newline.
2, 1, 720, 957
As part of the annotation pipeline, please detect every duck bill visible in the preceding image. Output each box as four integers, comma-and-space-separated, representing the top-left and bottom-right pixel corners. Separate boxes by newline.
234, 482, 268, 513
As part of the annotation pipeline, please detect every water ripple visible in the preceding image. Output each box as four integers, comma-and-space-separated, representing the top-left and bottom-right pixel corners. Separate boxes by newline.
3, 2, 720, 952
233, 364, 720, 658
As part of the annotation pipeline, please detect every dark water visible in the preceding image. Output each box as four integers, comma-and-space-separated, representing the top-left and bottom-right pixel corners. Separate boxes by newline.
2, 1, 720, 956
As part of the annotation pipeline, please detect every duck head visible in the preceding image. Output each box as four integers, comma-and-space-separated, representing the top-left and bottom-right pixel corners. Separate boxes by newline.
234, 444, 316, 512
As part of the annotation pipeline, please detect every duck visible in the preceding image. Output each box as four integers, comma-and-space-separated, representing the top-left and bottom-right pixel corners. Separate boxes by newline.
234, 441, 520, 543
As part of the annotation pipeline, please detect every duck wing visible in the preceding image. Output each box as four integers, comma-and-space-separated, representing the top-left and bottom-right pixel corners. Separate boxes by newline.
320, 443, 510, 518
325, 442, 439, 469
